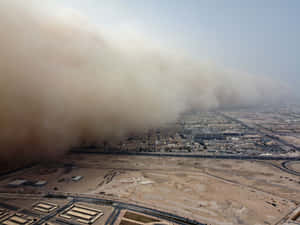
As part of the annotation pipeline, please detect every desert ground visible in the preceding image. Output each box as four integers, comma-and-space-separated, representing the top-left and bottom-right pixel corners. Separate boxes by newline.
0, 154, 299, 225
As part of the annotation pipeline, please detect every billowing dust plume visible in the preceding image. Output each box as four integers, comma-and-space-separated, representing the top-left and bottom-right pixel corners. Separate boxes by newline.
0, 1, 287, 168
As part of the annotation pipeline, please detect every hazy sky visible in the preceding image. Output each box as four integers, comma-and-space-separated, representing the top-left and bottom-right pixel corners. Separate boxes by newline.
55, 0, 300, 90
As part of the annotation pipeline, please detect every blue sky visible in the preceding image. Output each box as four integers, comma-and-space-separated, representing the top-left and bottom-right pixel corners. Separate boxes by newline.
57, 0, 300, 89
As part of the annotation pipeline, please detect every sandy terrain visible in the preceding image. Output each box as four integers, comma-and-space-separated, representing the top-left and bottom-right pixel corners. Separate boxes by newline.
286, 161, 300, 173
280, 136, 300, 148
0, 155, 299, 225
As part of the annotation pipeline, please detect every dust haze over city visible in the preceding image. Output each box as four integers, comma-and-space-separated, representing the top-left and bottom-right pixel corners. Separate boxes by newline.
0, 1, 299, 225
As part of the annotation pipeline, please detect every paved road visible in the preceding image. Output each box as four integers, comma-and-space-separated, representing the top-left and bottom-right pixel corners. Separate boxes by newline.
105, 207, 120, 225
71, 149, 300, 161
220, 112, 300, 151
0, 192, 205, 225
43, 193, 206, 225
253, 160, 300, 177
281, 161, 300, 176
37, 199, 75, 225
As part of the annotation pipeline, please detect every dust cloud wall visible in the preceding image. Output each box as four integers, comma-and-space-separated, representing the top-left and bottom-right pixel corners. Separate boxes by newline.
0, 1, 287, 168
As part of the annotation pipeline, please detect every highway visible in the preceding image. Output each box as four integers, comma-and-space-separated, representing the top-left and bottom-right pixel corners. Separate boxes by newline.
43, 192, 207, 225
71, 149, 300, 178
220, 112, 300, 152
0, 192, 206, 225
71, 149, 300, 161
70, 112, 300, 163
281, 161, 300, 176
